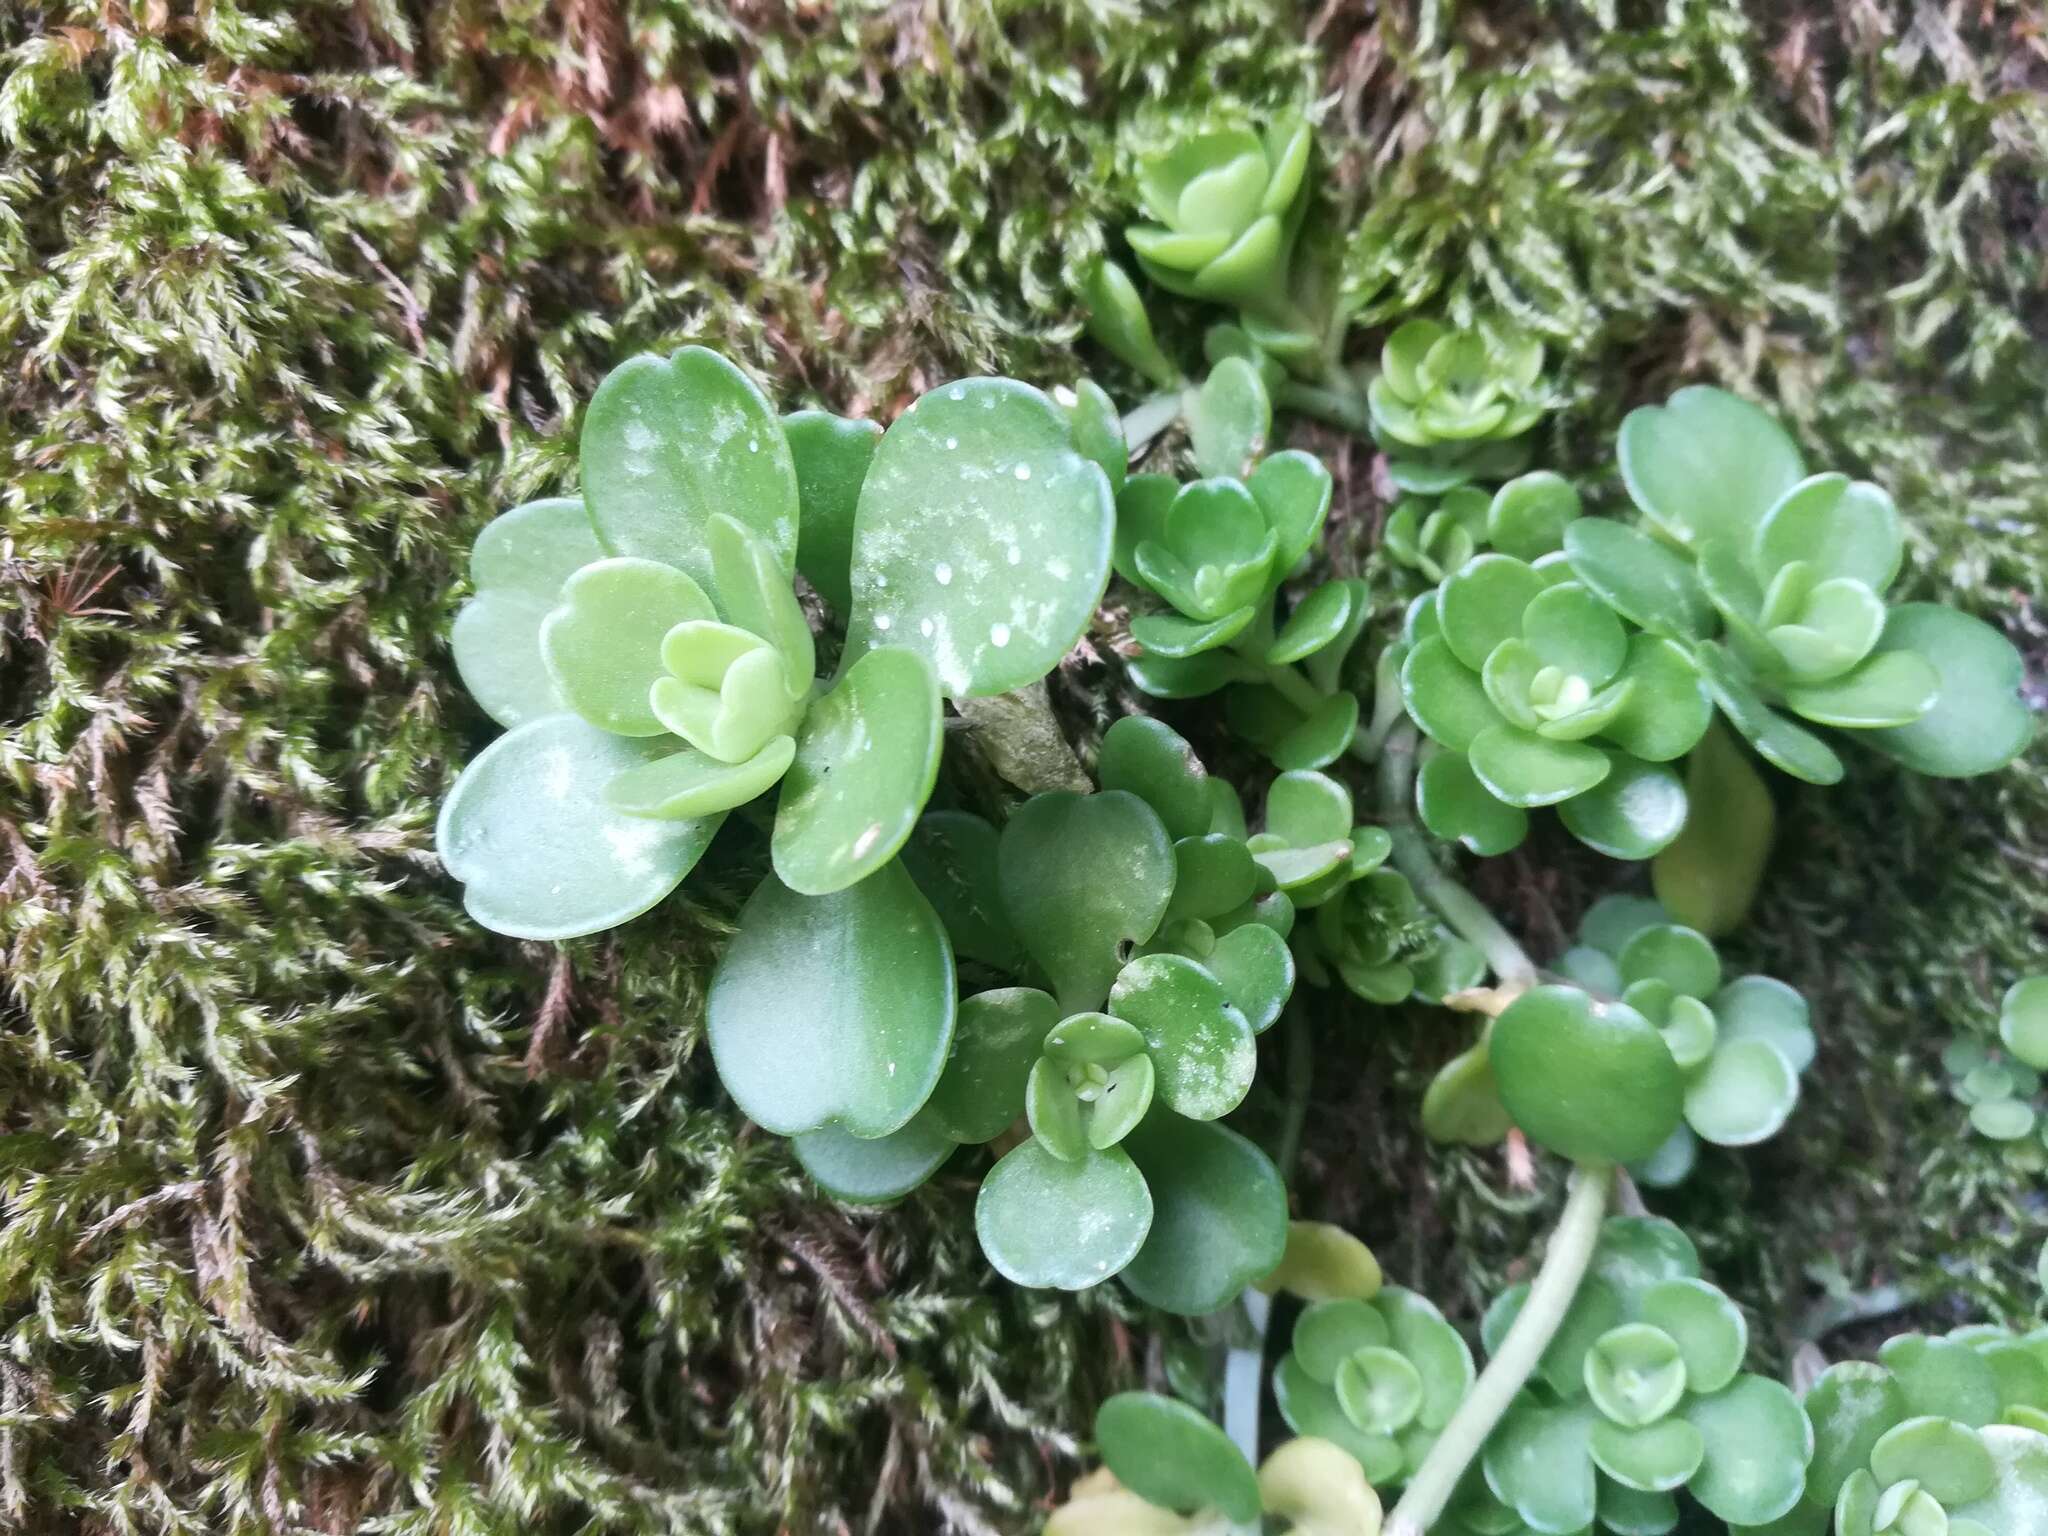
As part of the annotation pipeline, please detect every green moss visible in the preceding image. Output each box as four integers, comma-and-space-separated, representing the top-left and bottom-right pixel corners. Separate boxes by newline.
0, 0, 2042, 1531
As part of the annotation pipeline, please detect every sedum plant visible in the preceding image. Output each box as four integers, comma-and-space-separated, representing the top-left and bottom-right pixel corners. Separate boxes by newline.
757, 716, 1296, 1315
1400, 550, 1712, 861
1576, 385, 2034, 790
1941, 974, 2048, 1159
1769, 1327, 2048, 1535
438, 347, 1116, 940
1465, 1216, 1814, 1535
1366, 319, 1549, 495
1552, 895, 1818, 1185
1123, 118, 1313, 319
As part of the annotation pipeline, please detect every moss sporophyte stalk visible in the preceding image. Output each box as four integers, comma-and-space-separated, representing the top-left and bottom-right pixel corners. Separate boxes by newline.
424, 108, 2041, 1536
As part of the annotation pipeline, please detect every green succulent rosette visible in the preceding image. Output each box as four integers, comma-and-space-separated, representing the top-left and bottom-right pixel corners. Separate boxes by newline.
1571, 384, 2035, 788
1939, 974, 2048, 1167
1366, 319, 1548, 494
439, 349, 1120, 940
1126, 118, 1314, 315
1274, 1287, 1479, 1488
1555, 894, 1817, 1185
820, 716, 1294, 1313
1749, 1328, 2048, 1536
1467, 1217, 1813, 1535
1399, 544, 1712, 861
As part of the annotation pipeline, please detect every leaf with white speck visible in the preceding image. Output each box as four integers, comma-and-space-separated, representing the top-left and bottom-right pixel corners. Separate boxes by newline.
846, 378, 1113, 698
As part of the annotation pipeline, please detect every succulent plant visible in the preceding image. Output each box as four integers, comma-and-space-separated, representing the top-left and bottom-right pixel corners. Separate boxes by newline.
1554, 895, 1817, 1185
1470, 1216, 1814, 1534
1571, 385, 2034, 788
439, 348, 1117, 940
1274, 1287, 1479, 1488
1365, 319, 1548, 494
1050, 1393, 1383, 1536
1399, 544, 1712, 861
1125, 118, 1314, 315
1939, 976, 2048, 1163
768, 716, 1292, 1312
1764, 1328, 2048, 1535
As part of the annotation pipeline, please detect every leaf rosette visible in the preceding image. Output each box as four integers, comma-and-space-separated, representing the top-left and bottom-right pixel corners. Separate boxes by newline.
1126, 118, 1314, 311
1399, 545, 1710, 860
1366, 319, 1548, 494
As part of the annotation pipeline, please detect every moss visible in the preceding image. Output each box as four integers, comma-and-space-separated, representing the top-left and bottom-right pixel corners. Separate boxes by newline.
0, 1, 2042, 1532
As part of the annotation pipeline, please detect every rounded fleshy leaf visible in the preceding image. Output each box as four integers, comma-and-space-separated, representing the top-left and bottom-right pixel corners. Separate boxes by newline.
1099, 715, 1213, 841
1753, 473, 1903, 591
1489, 471, 1580, 561
849, 378, 1113, 698
1120, 1112, 1288, 1316
1275, 1355, 1405, 1482
1620, 924, 1721, 998
1588, 1215, 1703, 1297
1337, 1348, 1427, 1435
652, 622, 803, 761
1258, 1223, 1383, 1303
1693, 641, 1847, 783
1879, 1334, 2001, 1426
1803, 1362, 1909, 1505
1639, 1278, 1746, 1394
898, 811, 1025, 971
1766, 575, 1886, 682
1251, 450, 1337, 572
1950, 1425, 2048, 1532
975, 1140, 1151, 1290
1403, 636, 1504, 752
1202, 921, 1295, 1033
1970, 1098, 2037, 1140
1468, 723, 1612, 809
1864, 604, 2035, 778
1605, 635, 1713, 763
540, 557, 717, 736
1258, 1435, 1385, 1536
582, 348, 798, 586
1870, 1416, 1996, 1505
1056, 379, 1128, 496
1617, 385, 1806, 550
792, 1112, 954, 1204
1491, 986, 1685, 1164
1128, 648, 1254, 699
1418, 751, 1530, 856
772, 645, 942, 895
1439, 554, 1548, 671
1379, 1287, 1477, 1429
1684, 1037, 1799, 1147
707, 512, 815, 685
1109, 954, 1257, 1121
1652, 719, 1774, 937
925, 988, 1059, 1144
1523, 581, 1630, 683
605, 735, 795, 820
1296, 1299, 1392, 1382
707, 864, 953, 1137
1558, 755, 1687, 861
453, 498, 606, 727
1000, 790, 1175, 1012
1591, 1416, 1706, 1493
1266, 690, 1360, 772
1190, 355, 1271, 480
784, 409, 881, 617
1269, 583, 1358, 665
1536, 1277, 1626, 1397
1131, 605, 1257, 658
1682, 1375, 1813, 1527
1484, 1398, 1599, 1534
1585, 1324, 1688, 1427
1265, 770, 1355, 845
1115, 473, 1178, 588
1562, 518, 1713, 639
1081, 258, 1181, 390
1166, 834, 1258, 923
1422, 1045, 1513, 1146
436, 714, 721, 939
2001, 977, 2048, 1071
1097, 1391, 1260, 1523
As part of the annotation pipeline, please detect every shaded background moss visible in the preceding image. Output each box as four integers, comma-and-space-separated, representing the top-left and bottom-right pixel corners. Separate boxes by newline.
1, 1, 2043, 1531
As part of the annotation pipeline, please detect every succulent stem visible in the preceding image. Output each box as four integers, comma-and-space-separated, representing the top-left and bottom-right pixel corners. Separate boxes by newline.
1373, 723, 1538, 990
1275, 377, 1372, 436
1384, 1164, 1614, 1536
